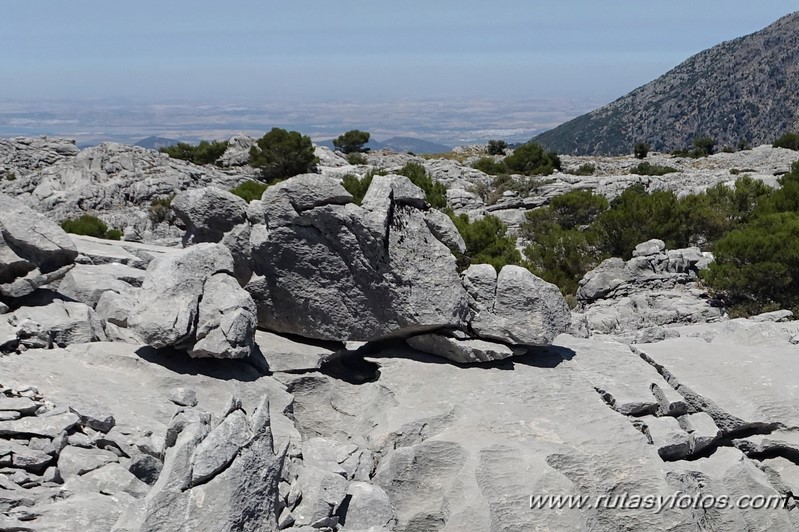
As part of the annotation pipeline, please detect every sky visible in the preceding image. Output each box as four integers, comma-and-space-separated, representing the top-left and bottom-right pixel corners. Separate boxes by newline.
1, 1, 797, 104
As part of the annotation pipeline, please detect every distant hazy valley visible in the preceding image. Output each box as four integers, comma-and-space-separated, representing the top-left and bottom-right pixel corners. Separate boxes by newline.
0, 97, 600, 152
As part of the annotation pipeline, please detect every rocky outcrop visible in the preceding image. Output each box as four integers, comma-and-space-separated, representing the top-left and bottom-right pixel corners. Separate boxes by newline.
247, 174, 471, 342
0, 142, 250, 242
116, 397, 284, 532
129, 243, 256, 359
574, 240, 724, 341
0, 193, 78, 294
242, 174, 570, 357
464, 264, 571, 346
0, 136, 79, 179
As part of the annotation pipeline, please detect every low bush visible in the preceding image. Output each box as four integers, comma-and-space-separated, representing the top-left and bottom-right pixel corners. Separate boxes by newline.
567, 163, 595, 176
471, 157, 507, 176
630, 162, 678, 176
503, 141, 561, 176
487, 140, 508, 156
346, 152, 368, 165
773, 132, 799, 151
634, 142, 650, 159
160, 140, 228, 166
249, 128, 318, 183
450, 213, 522, 272
229, 180, 268, 203
61, 215, 121, 240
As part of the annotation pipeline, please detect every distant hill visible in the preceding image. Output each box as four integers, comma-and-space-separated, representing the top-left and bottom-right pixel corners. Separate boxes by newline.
534, 12, 799, 155
135, 136, 178, 150
319, 136, 452, 154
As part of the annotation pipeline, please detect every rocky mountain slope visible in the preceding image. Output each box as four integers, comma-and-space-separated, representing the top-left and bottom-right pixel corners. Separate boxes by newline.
534, 12, 799, 155
0, 136, 798, 530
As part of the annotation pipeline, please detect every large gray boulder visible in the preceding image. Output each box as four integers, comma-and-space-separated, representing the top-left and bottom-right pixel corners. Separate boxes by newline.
0, 193, 77, 291
129, 243, 256, 358
248, 174, 471, 342
464, 264, 571, 346
171, 187, 247, 244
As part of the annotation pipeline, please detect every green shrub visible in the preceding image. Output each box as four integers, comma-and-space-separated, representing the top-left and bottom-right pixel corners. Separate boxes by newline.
346, 152, 368, 165
504, 141, 561, 176
104, 229, 123, 241
487, 140, 507, 156
524, 225, 602, 296
592, 185, 685, 257
229, 180, 269, 203
160, 140, 228, 166
773, 132, 799, 151
472, 157, 507, 176
634, 142, 650, 159
549, 189, 609, 230
249, 128, 318, 183
450, 213, 521, 272
396, 162, 448, 209
692, 136, 716, 157
5, 172, 16, 181
703, 212, 799, 314
567, 163, 595, 176
630, 162, 678, 176
333, 130, 370, 154
61, 215, 120, 240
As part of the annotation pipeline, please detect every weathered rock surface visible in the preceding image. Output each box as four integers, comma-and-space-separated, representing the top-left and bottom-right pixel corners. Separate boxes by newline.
0, 193, 78, 298
284, 327, 799, 531
117, 397, 284, 532
574, 242, 724, 341
129, 243, 256, 358
0, 136, 79, 178
0, 142, 249, 242
248, 174, 471, 342
464, 264, 571, 346
171, 187, 247, 244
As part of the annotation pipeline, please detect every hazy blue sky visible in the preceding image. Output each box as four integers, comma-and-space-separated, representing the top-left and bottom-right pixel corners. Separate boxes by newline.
2, 1, 796, 103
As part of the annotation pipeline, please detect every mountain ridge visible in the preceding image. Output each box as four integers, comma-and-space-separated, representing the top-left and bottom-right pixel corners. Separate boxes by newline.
534, 11, 799, 155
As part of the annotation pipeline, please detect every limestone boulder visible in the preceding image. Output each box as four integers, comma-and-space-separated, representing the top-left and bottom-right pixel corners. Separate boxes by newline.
171, 187, 247, 244
248, 174, 470, 342
129, 243, 256, 358
0, 193, 77, 293
464, 264, 571, 346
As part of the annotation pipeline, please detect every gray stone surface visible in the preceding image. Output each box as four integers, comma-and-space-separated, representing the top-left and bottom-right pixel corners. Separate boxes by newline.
172, 187, 247, 244
130, 243, 255, 358
406, 333, 527, 363
249, 173, 470, 342
0, 411, 79, 438
465, 264, 571, 346
190, 272, 256, 359
120, 397, 284, 532
8, 299, 107, 348
58, 445, 119, 479
254, 330, 336, 373
0, 193, 78, 275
